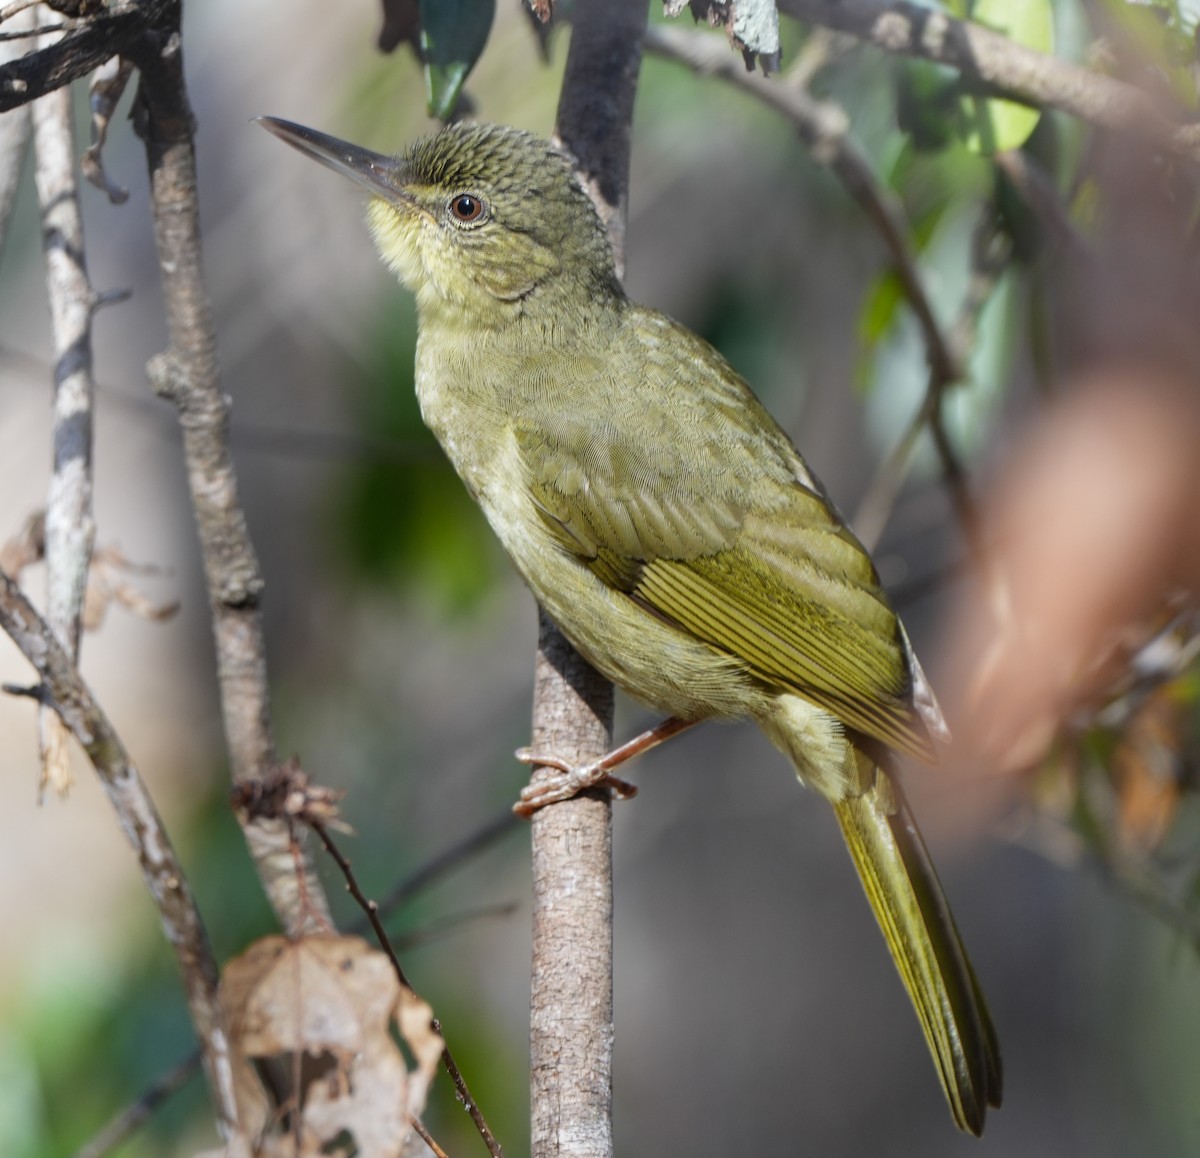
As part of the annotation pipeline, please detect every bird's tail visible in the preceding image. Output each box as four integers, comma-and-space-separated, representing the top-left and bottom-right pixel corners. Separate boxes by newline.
832, 767, 1002, 1136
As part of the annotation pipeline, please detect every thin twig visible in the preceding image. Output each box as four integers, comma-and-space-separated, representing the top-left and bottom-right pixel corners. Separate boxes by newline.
0, 0, 40, 24
70, 1052, 200, 1158
854, 201, 1010, 548
411, 1116, 452, 1158
375, 810, 521, 920
30, 3, 98, 799
645, 22, 958, 389
994, 148, 1089, 256
782, 25, 854, 92
392, 901, 520, 949
311, 822, 505, 1158
781, 0, 1200, 162
1010, 809, 1200, 956
0, 19, 64, 40
0, 568, 245, 1150
125, 1, 331, 935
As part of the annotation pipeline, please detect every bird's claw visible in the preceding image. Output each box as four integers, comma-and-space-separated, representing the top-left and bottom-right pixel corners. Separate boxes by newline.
512, 747, 638, 816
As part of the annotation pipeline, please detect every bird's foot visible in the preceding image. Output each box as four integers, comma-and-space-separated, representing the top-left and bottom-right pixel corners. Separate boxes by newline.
512, 748, 639, 816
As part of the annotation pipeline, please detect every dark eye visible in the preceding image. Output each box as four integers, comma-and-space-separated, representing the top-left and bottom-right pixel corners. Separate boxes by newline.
450, 193, 485, 223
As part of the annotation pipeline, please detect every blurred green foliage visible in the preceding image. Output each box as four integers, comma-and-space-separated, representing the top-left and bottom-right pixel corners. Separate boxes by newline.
331, 282, 505, 611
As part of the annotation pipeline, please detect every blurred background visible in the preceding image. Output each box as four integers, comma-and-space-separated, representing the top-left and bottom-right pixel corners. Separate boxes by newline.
3, 1, 1200, 1155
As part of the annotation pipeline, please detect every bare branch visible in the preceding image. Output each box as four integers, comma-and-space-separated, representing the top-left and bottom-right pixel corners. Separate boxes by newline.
781, 0, 1200, 161
375, 809, 520, 919
994, 148, 1088, 255
0, 567, 245, 1150
855, 202, 1010, 548
70, 1052, 200, 1158
312, 820, 506, 1158
0, 0, 172, 112
30, 6, 99, 799
124, 3, 331, 935
522, 6, 650, 1156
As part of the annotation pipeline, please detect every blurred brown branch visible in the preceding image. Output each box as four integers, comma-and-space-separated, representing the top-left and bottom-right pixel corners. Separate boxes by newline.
781, 0, 1200, 162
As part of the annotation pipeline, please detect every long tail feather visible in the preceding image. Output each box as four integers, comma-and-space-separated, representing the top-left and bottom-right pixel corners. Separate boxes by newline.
832, 768, 1002, 1136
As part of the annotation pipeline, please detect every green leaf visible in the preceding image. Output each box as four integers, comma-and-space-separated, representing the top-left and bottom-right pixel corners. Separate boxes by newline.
895, 60, 960, 153
419, 0, 496, 120
854, 269, 906, 394
960, 0, 1054, 155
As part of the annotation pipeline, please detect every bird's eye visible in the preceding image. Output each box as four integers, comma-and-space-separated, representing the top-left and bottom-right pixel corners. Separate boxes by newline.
449, 194, 486, 224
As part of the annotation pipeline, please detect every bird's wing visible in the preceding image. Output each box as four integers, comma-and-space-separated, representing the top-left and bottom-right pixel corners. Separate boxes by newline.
514, 313, 933, 761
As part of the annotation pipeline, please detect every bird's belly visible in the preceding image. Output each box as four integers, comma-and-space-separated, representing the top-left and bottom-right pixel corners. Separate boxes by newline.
475, 444, 765, 722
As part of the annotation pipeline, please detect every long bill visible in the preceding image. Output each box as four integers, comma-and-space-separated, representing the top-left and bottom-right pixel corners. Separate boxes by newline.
255, 117, 410, 201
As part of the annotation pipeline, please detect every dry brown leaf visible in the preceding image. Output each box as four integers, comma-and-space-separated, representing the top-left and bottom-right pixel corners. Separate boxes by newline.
0, 514, 177, 632
1113, 684, 1184, 854
0, 511, 45, 576
80, 544, 179, 632
221, 935, 442, 1157
231, 758, 349, 832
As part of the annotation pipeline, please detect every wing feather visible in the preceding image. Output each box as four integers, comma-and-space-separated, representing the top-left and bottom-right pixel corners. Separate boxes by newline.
513, 309, 935, 761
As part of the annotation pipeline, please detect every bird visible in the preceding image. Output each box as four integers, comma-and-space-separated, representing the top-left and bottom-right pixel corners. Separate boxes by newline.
258, 115, 1003, 1135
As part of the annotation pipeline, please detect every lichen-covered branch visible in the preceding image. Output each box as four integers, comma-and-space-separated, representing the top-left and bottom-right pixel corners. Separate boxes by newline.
31, 8, 99, 799
0, 567, 246, 1152
125, 3, 330, 935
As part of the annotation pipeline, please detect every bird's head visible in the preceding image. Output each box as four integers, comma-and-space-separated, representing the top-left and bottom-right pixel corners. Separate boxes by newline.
258, 117, 619, 324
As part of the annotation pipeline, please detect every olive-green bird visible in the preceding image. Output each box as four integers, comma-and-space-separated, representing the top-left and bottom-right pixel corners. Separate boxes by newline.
259, 116, 1002, 1135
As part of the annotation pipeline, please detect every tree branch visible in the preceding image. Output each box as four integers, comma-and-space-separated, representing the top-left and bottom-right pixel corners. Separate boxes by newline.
781, 0, 1200, 161
31, 6, 98, 799
0, 0, 172, 112
0, 567, 245, 1151
125, 3, 331, 935
525, 4, 648, 1156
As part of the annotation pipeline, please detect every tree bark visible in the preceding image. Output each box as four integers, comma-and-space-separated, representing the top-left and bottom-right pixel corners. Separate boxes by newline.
528, 4, 649, 1156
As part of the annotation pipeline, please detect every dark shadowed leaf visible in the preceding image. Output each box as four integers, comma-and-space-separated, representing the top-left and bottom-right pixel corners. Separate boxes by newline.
420, 0, 496, 120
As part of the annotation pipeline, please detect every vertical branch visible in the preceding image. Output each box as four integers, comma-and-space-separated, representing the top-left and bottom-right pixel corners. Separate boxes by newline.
527, 3, 648, 1156
31, 6, 97, 799
126, 6, 331, 935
